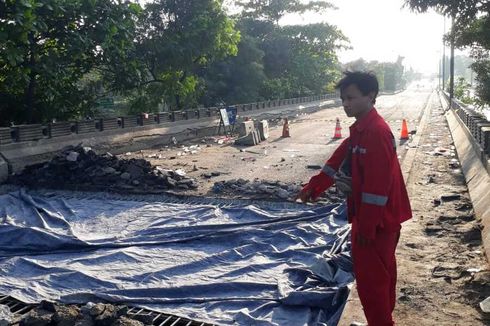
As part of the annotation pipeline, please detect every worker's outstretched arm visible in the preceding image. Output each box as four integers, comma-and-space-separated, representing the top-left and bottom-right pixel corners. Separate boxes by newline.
296, 137, 350, 202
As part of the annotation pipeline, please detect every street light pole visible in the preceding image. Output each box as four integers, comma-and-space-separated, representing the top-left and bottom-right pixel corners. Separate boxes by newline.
442, 16, 446, 91
449, 15, 455, 105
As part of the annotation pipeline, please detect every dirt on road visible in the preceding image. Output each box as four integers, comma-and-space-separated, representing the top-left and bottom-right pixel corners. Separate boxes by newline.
393, 97, 490, 325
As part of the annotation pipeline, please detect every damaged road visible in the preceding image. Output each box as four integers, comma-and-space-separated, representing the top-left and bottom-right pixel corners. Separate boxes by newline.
1, 86, 489, 325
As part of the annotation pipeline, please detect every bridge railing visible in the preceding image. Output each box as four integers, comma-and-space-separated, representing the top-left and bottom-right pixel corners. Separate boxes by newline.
444, 92, 490, 163
0, 93, 339, 146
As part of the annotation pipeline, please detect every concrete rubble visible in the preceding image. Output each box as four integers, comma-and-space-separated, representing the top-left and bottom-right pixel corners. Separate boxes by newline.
9, 144, 198, 192
6, 301, 149, 326
212, 178, 343, 202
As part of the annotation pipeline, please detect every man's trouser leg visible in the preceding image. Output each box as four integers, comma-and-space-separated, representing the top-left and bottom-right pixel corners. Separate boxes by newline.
351, 222, 399, 326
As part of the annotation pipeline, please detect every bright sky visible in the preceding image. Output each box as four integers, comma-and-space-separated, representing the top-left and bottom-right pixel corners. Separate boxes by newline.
281, 0, 446, 75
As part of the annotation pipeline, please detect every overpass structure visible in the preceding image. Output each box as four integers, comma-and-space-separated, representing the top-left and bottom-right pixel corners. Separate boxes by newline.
1, 88, 489, 325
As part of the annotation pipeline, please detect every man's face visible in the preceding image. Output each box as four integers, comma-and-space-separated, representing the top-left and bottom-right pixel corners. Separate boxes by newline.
340, 84, 375, 119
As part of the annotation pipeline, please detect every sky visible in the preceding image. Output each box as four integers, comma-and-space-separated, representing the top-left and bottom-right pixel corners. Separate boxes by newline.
281, 0, 446, 75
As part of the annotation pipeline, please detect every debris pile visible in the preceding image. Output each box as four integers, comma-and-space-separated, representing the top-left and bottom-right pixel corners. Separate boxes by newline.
212, 178, 343, 202
10, 145, 198, 192
9, 301, 151, 326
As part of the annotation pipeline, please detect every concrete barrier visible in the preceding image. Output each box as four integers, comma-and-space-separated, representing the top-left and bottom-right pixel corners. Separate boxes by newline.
158, 112, 173, 123
102, 118, 122, 131
258, 120, 269, 140
140, 113, 158, 126
172, 111, 185, 121
198, 108, 210, 118
77, 120, 98, 134
0, 128, 12, 145
446, 108, 490, 259
17, 124, 44, 142
185, 110, 199, 120
237, 121, 254, 137
49, 122, 77, 137
123, 116, 140, 128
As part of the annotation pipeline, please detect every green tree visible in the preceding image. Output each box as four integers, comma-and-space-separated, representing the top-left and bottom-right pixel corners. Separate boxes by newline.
472, 59, 490, 105
199, 34, 266, 106
269, 23, 347, 97
236, 8, 348, 99
404, 0, 487, 27
454, 76, 474, 104
0, 0, 142, 126
199, 1, 347, 104
130, 0, 240, 111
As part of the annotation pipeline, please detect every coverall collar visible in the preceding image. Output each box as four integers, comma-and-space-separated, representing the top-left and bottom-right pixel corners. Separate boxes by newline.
350, 107, 378, 133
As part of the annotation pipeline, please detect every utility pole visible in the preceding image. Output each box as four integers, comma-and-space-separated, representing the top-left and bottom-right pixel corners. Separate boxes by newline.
449, 15, 455, 105
437, 59, 442, 89
442, 16, 446, 91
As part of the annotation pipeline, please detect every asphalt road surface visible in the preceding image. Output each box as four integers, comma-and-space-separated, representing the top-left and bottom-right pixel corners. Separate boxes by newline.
133, 81, 436, 198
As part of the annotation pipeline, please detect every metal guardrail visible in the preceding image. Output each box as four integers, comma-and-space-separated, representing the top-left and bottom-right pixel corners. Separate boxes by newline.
126, 307, 215, 326
444, 92, 490, 161
0, 295, 35, 317
0, 93, 339, 146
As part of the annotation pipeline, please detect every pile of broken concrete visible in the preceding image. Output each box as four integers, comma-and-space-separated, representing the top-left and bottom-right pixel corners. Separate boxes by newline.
212, 178, 343, 203
10, 301, 154, 326
9, 145, 198, 193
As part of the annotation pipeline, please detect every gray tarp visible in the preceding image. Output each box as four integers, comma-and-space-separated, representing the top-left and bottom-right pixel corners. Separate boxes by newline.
0, 189, 353, 325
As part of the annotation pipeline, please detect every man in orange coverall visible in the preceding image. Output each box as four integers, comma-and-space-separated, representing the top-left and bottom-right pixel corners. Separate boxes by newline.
296, 71, 412, 326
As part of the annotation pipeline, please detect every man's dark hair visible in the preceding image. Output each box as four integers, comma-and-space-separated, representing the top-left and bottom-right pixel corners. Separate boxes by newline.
335, 71, 379, 103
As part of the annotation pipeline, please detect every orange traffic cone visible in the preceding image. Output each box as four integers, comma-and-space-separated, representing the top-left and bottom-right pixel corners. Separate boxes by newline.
282, 118, 290, 138
400, 119, 409, 140
333, 118, 342, 139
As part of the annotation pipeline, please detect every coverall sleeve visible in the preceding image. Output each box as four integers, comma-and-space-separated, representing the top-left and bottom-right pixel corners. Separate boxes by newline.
358, 129, 396, 240
320, 137, 350, 183
303, 137, 351, 200
326, 137, 350, 170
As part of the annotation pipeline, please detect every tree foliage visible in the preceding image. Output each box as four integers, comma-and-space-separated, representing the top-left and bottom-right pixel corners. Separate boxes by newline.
130, 0, 240, 111
197, 1, 348, 105
0, 0, 142, 125
1, 0, 352, 125
259, 23, 347, 98
472, 59, 490, 105
200, 33, 266, 106
454, 76, 474, 104
404, 0, 487, 22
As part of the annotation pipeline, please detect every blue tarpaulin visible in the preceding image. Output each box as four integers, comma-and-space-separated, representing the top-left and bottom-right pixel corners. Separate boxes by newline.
0, 189, 353, 325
